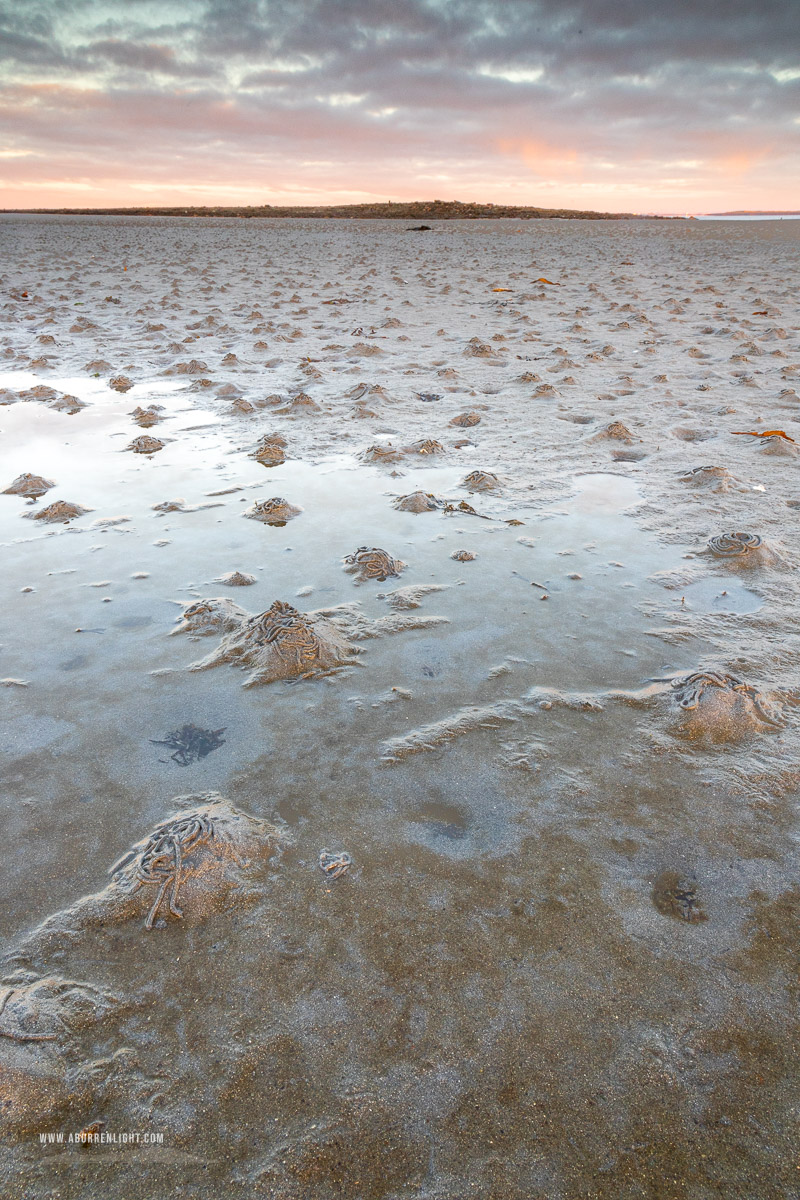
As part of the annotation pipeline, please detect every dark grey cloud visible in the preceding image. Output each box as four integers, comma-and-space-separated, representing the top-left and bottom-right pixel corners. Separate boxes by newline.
84, 37, 216, 77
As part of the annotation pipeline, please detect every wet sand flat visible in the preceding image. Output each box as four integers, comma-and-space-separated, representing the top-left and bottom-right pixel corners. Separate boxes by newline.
0, 214, 799, 1198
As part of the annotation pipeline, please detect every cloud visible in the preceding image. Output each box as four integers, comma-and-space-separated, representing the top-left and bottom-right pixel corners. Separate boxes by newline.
1, 0, 798, 211
83, 38, 216, 77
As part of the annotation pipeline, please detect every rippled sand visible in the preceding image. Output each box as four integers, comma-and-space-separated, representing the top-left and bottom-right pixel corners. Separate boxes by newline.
1, 215, 799, 1198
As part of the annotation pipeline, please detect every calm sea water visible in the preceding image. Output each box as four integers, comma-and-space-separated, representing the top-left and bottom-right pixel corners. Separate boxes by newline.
695, 213, 800, 221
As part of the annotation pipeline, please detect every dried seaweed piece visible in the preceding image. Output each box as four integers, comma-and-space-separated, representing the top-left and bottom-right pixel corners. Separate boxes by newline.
151, 723, 226, 766
443, 500, 490, 519
406, 438, 444, 455
343, 546, 406, 582
450, 412, 481, 427
732, 429, 795, 442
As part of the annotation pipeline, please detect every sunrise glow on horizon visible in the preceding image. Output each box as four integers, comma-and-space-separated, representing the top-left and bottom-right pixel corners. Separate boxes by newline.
1, 0, 798, 216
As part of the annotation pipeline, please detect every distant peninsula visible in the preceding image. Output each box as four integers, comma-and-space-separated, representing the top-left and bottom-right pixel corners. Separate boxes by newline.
3, 199, 666, 221
706, 210, 800, 216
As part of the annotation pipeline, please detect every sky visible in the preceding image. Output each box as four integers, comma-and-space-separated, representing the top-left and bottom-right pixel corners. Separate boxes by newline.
0, 0, 798, 214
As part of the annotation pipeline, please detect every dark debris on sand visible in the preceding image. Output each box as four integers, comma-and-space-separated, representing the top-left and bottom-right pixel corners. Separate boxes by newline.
151, 723, 227, 766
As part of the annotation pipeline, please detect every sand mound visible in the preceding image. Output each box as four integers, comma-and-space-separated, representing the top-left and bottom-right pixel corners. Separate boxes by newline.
705, 532, 777, 568
175, 595, 447, 686
394, 491, 443, 512
360, 443, 404, 463
0, 973, 120, 1133
167, 359, 209, 375
378, 584, 449, 610
126, 435, 165, 455
670, 670, 784, 743
0, 973, 118, 1043
214, 571, 256, 586
590, 421, 636, 443
462, 470, 500, 492
243, 497, 302, 525
185, 600, 357, 686
3, 473, 55, 499
251, 433, 287, 465
405, 438, 444, 456
464, 337, 498, 358
130, 404, 164, 427
275, 391, 320, 414
23, 501, 91, 523
108, 375, 133, 393
343, 546, 406, 582
759, 435, 799, 457
108, 795, 282, 929
49, 394, 87, 414
15, 794, 284, 947
679, 465, 748, 493
171, 597, 251, 637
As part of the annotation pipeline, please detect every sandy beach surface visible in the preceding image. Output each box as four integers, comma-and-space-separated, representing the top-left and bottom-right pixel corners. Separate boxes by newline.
1, 214, 798, 1198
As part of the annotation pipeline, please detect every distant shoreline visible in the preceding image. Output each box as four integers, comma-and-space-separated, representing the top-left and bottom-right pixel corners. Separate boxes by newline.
705, 210, 800, 216
0, 200, 668, 221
